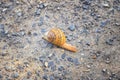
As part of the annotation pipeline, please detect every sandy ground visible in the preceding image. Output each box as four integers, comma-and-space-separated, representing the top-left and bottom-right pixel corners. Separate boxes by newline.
0, 0, 120, 80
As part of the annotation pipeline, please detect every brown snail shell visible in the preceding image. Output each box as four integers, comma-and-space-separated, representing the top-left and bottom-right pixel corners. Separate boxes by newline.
43, 28, 77, 52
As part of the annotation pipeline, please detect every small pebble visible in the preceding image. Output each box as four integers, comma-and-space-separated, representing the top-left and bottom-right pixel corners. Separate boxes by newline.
108, 77, 112, 80
17, 12, 22, 17
116, 71, 120, 79
103, 54, 111, 64
1, 52, 8, 56
17, 65, 24, 71
67, 35, 72, 41
51, 65, 56, 71
61, 53, 66, 59
47, 43, 53, 48
35, 70, 40, 76
2, 8, 7, 13
68, 24, 75, 31
102, 69, 108, 75
8, 4, 14, 11
95, 28, 101, 33
73, 58, 80, 66
110, 73, 116, 79
43, 74, 48, 80
32, 23, 36, 27
102, 3, 110, 8
80, 27, 89, 35
22, 78, 32, 80
57, 7, 60, 10
85, 42, 90, 46
115, 23, 120, 26
117, 6, 120, 11
18, 31, 25, 36
83, 0, 91, 5
38, 17, 44, 26
27, 71, 32, 76
27, 31, 32, 36
38, 3, 45, 9
0, 15, 2, 20
0, 24, 6, 37
49, 75, 55, 80
33, 32, 38, 36
108, 8, 114, 14
100, 21, 107, 27
63, 70, 68, 75
58, 66, 64, 71
41, 28, 46, 33
86, 65, 91, 69
92, 55, 97, 59
0, 74, 3, 78
94, 51, 101, 57
11, 72, 19, 78
105, 58, 111, 64
48, 61, 54, 68
48, 53, 55, 59
0, 24, 4, 29
5, 66, 12, 71
53, 73, 61, 79
55, 58, 60, 64
90, 12, 96, 16
106, 39, 114, 45
94, 15, 99, 21
39, 56, 46, 63
35, 9, 41, 15
82, 5, 89, 10
67, 57, 73, 62
44, 62, 48, 67
74, 6, 81, 11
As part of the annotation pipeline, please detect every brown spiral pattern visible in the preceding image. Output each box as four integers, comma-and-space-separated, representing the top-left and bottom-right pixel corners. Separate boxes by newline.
47, 28, 66, 46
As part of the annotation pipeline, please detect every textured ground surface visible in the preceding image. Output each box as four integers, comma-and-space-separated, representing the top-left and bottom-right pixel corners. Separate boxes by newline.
0, 0, 120, 80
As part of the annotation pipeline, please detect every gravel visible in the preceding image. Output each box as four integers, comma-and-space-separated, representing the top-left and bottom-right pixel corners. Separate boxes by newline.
38, 3, 45, 9
17, 12, 23, 17
0, 24, 6, 37
48, 53, 55, 59
68, 24, 75, 31
43, 74, 48, 80
44, 61, 48, 67
38, 17, 44, 26
106, 38, 114, 45
49, 75, 55, 80
100, 20, 109, 28
102, 3, 110, 8
73, 58, 80, 66
48, 61, 54, 68
61, 53, 66, 59
67, 57, 73, 62
41, 28, 46, 33
35, 70, 41, 77
11, 72, 19, 78
0, 24, 4, 29
27, 71, 32, 77
33, 32, 38, 36
67, 35, 73, 41
0, 0, 119, 80
35, 9, 41, 15
0, 74, 3, 78
58, 66, 65, 71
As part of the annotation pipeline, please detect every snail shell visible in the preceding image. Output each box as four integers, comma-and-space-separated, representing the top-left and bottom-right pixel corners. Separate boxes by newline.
43, 28, 77, 52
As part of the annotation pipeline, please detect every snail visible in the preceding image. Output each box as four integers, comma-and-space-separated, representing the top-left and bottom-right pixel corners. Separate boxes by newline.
42, 28, 77, 52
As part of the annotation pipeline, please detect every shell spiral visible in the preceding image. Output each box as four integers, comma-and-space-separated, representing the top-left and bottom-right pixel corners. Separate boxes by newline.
46, 28, 66, 46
